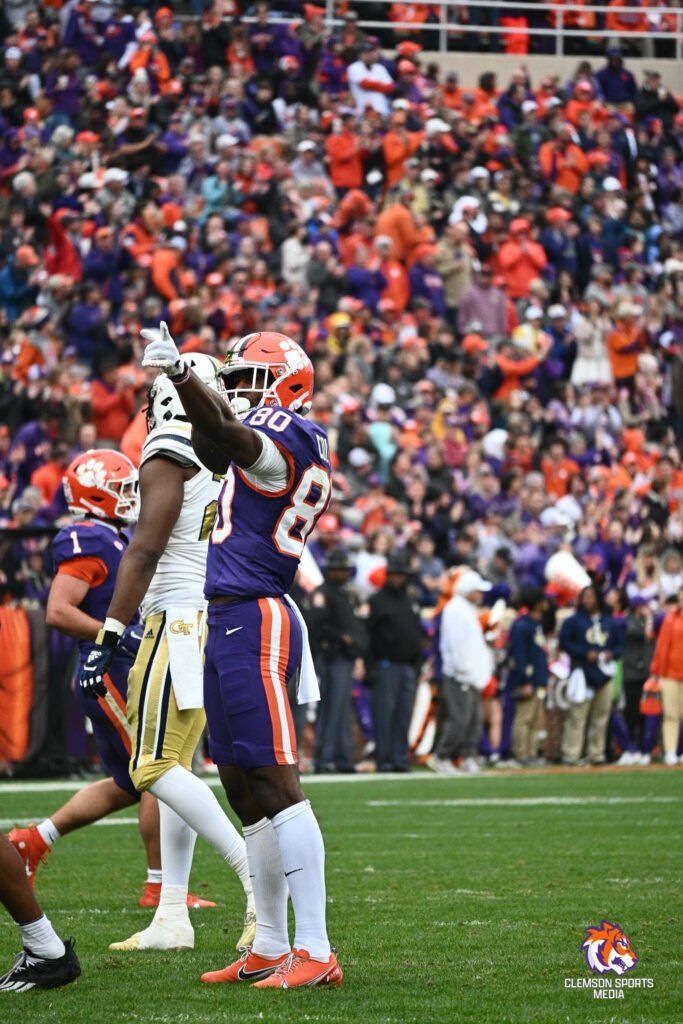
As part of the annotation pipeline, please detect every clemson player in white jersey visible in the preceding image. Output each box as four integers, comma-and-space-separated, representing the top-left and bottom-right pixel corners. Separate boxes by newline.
81, 354, 255, 952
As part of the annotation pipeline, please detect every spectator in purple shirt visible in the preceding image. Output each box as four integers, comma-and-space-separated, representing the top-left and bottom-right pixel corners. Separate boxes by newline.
159, 112, 188, 173
595, 48, 637, 106
347, 246, 387, 313
62, 4, 102, 69
44, 52, 83, 123
409, 245, 447, 318
249, 2, 284, 76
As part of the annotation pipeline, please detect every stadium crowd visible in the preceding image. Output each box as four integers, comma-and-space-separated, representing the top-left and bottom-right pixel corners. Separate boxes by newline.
0, 1, 682, 775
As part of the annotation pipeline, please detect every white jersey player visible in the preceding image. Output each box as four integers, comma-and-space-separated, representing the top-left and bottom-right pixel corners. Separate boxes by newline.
81, 353, 255, 952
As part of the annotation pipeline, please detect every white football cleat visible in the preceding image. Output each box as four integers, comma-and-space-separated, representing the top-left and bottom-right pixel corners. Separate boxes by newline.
634, 752, 651, 765
108, 916, 194, 951
460, 757, 482, 774
664, 751, 678, 767
616, 750, 637, 766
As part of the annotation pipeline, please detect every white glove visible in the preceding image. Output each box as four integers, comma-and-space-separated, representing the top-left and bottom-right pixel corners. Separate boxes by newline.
140, 321, 186, 378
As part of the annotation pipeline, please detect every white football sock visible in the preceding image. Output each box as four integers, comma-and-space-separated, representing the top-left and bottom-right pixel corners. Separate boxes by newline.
147, 868, 163, 885
150, 765, 253, 906
18, 914, 65, 959
153, 802, 194, 923
243, 817, 290, 959
271, 800, 330, 962
36, 819, 61, 847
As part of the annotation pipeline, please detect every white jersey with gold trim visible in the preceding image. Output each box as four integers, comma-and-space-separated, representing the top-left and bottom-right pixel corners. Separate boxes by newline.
140, 420, 221, 617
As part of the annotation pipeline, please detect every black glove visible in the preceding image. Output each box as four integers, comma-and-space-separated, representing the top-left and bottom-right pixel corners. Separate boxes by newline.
80, 628, 120, 699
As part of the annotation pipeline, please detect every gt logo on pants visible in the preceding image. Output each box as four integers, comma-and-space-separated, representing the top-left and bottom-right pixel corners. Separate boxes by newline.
170, 620, 193, 636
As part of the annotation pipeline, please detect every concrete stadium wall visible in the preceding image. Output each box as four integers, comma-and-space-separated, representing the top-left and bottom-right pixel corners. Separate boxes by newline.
399, 53, 683, 93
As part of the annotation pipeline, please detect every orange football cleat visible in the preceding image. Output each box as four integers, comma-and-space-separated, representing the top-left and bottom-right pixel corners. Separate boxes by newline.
139, 882, 217, 908
251, 948, 343, 988
200, 947, 290, 984
8, 825, 50, 888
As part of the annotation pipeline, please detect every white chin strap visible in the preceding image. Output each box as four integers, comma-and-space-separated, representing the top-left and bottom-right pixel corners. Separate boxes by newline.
229, 396, 252, 420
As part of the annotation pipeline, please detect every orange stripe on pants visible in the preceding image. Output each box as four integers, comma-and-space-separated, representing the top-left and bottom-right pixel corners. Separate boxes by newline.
258, 598, 296, 765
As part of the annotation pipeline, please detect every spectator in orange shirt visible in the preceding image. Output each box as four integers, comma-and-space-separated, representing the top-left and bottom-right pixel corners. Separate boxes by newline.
382, 116, 425, 189
441, 71, 463, 110
374, 235, 411, 312
150, 237, 186, 301
375, 191, 428, 264
30, 442, 72, 505
493, 337, 549, 400
325, 111, 365, 195
541, 438, 581, 499
605, 0, 648, 37
129, 34, 171, 93
90, 358, 135, 444
607, 301, 645, 388
538, 124, 588, 195
649, 585, 683, 765
497, 218, 547, 300
565, 80, 605, 129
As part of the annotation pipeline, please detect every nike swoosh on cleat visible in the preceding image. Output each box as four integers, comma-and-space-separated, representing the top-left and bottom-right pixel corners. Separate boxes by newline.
237, 964, 280, 981
225, 627, 243, 636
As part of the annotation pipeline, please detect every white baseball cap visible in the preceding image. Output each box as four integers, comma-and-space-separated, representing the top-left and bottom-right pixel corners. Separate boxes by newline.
522, 100, 538, 114
216, 133, 239, 148
455, 571, 492, 596
525, 306, 544, 320
425, 117, 451, 135
297, 140, 316, 152
104, 167, 129, 183
603, 177, 622, 192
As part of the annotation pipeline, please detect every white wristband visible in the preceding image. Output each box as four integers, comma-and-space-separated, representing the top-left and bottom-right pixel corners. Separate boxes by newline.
103, 617, 126, 636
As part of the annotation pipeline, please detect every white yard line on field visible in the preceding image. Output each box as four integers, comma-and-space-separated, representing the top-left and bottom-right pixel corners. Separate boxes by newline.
366, 796, 678, 807
0, 772, 488, 794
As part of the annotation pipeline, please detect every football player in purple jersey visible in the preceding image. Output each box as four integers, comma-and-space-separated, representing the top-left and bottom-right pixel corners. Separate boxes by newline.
7, 451, 165, 902
140, 322, 343, 989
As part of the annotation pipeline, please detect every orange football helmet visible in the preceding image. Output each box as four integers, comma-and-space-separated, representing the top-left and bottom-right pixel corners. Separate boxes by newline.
218, 331, 314, 419
63, 449, 138, 524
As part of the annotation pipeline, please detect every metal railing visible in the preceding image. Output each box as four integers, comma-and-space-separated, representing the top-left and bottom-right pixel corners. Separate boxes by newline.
233, 0, 683, 61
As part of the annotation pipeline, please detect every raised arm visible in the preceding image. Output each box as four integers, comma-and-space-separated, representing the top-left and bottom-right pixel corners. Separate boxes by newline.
141, 322, 262, 468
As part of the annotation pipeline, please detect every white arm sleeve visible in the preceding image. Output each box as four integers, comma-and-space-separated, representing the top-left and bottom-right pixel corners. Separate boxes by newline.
242, 432, 290, 493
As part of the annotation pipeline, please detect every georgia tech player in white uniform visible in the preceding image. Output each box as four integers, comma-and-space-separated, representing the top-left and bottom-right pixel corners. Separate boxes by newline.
82, 354, 255, 952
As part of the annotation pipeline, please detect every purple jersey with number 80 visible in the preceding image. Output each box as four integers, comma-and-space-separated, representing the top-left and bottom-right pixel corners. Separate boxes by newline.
205, 405, 331, 599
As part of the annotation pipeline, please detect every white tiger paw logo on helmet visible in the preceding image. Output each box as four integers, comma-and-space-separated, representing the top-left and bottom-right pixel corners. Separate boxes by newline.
75, 458, 107, 490
279, 338, 307, 369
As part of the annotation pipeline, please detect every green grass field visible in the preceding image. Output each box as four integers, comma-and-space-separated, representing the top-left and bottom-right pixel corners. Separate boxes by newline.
1, 770, 681, 1024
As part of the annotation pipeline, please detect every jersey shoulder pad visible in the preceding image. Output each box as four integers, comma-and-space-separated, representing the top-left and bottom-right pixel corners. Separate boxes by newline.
53, 521, 125, 567
141, 421, 200, 469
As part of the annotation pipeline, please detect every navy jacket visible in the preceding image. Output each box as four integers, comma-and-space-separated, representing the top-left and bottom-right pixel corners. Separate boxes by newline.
559, 610, 623, 690
507, 614, 547, 692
